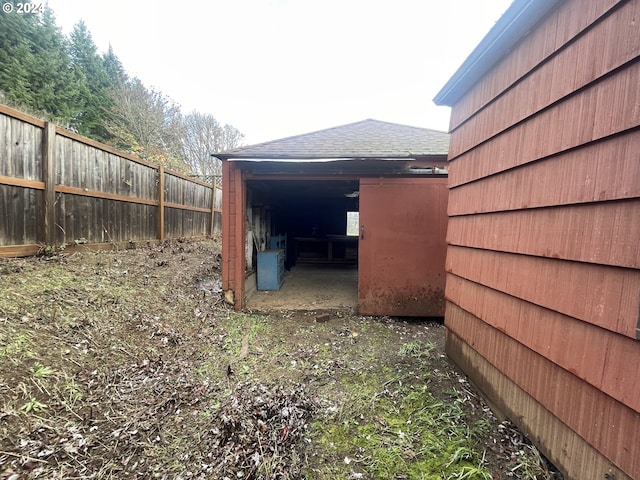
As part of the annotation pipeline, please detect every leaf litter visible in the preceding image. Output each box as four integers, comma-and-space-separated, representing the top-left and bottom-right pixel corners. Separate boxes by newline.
0, 238, 561, 479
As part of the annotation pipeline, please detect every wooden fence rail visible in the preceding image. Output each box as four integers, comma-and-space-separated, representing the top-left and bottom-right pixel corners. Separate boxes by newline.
0, 104, 222, 257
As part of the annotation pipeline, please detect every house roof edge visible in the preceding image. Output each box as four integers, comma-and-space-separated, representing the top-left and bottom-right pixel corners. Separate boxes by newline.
433, 0, 564, 107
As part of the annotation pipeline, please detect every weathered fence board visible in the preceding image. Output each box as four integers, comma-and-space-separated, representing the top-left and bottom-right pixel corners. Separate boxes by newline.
0, 113, 43, 180
0, 104, 222, 256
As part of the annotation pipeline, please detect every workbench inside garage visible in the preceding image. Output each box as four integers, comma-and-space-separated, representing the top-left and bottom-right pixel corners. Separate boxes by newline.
293, 235, 358, 264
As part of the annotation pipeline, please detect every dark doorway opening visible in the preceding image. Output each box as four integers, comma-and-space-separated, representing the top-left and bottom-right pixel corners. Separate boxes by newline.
245, 179, 359, 311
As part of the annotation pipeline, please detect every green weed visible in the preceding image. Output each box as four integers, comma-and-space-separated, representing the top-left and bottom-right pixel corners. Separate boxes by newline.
399, 341, 436, 358
399, 342, 422, 356
30, 362, 55, 378
448, 465, 493, 479
63, 378, 83, 404
446, 446, 475, 466
0, 333, 34, 361
511, 444, 556, 479
20, 398, 47, 413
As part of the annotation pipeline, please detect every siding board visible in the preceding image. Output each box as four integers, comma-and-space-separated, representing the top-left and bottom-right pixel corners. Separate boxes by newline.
449, 131, 640, 215
447, 200, 640, 268
449, 0, 622, 130
439, 0, 640, 476
446, 303, 640, 478
446, 330, 633, 480
446, 246, 640, 338
450, 60, 640, 187
446, 274, 640, 412
449, 0, 640, 157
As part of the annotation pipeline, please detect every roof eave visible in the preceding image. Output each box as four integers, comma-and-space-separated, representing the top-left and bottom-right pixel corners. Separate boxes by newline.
213, 154, 448, 162
433, 0, 564, 107
212, 154, 354, 161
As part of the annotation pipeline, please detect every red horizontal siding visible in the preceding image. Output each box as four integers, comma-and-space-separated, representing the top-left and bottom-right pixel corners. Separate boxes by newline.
446, 274, 640, 411
449, 0, 640, 157
446, 246, 640, 339
446, 302, 640, 479
449, 59, 640, 187
449, 0, 622, 131
447, 199, 640, 269
443, 0, 639, 477
448, 131, 640, 215
446, 331, 633, 480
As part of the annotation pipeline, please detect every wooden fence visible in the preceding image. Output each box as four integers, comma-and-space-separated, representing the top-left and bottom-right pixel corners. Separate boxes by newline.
0, 104, 222, 257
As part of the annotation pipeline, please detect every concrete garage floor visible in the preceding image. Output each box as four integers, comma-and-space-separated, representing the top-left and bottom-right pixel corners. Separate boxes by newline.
245, 264, 358, 311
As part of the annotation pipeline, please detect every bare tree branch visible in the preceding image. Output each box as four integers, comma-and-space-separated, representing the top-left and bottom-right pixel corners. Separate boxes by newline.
181, 110, 244, 178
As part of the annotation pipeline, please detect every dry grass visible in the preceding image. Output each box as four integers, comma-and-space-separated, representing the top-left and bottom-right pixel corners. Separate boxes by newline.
0, 239, 561, 479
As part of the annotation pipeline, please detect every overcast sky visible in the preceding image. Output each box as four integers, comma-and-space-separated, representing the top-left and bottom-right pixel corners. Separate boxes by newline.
47, 0, 512, 145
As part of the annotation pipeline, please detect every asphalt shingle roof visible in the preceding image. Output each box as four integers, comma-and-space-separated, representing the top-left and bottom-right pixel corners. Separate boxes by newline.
215, 119, 450, 160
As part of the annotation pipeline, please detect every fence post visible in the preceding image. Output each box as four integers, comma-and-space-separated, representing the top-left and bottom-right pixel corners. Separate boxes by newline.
158, 166, 165, 241
42, 122, 57, 246
210, 182, 216, 237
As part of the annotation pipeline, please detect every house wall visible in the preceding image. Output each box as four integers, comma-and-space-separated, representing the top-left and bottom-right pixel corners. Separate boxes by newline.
443, 0, 640, 478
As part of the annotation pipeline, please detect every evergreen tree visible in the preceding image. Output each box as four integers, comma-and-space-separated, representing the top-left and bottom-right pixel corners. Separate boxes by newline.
69, 21, 112, 141
25, 7, 84, 127
102, 44, 127, 88
0, 4, 83, 126
0, 4, 39, 108
0, 3, 245, 173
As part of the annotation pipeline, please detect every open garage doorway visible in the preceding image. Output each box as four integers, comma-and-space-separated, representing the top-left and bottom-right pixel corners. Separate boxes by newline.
241, 176, 448, 316
244, 178, 360, 311
217, 119, 450, 314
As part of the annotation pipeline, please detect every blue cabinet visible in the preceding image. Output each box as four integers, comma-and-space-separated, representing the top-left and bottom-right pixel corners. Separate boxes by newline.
269, 234, 287, 251
257, 249, 285, 291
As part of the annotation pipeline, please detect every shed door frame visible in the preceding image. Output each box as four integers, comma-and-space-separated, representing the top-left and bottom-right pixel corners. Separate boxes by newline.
225, 171, 361, 310
223, 168, 448, 315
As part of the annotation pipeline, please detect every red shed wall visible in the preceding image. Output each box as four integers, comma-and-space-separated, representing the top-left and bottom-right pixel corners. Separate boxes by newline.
444, 0, 640, 478
221, 160, 246, 309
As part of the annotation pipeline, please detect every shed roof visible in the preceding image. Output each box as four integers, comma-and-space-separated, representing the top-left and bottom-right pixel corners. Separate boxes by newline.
433, 0, 562, 107
214, 119, 449, 161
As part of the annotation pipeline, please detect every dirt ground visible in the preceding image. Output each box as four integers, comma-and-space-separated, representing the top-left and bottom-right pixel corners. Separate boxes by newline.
0, 239, 561, 479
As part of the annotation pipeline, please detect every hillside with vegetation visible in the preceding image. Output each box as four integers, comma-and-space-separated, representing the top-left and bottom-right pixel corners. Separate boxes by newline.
0, 1, 242, 177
